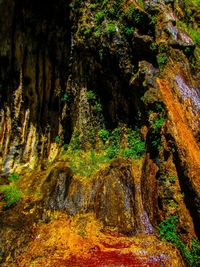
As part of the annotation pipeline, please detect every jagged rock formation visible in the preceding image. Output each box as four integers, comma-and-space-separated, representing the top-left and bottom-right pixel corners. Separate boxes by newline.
0, 0, 200, 266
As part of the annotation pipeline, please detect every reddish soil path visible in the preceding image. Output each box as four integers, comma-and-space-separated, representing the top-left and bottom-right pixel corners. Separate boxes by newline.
58, 250, 161, 267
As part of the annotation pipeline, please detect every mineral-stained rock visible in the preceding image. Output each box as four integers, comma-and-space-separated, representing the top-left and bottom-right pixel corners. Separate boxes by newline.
0, 0, 199, 265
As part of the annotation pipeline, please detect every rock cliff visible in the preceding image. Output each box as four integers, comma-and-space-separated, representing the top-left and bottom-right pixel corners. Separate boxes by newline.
0, 0, 199, 266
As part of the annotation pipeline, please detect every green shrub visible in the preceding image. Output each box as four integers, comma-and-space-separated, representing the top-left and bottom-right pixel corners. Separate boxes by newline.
177, 20, 200, 46
169, 175, 176, 183
84, 28, 92, 36
88, 128, 95, 145
8, 173, 20, 182
55, 135, 60, 144
106, 145, 118, 159
69, 149, 107, 177
95, 11, 105, 23
94, 27, 102, 38
63, 144, 69, 151
109, 128, 121, 145
98, 129, 109, 142
0, 185, 22, 207
106, 23, 116, 33
122, 129, 145, 159
150, 42, 157, 52
124, 26, 134, 36
92, 102, 102, 113
158, 215, 200, 266
137, 0, 144, 8
157, 53, 168, 68
61, 93, 69, 102
152, 117, 165, 129
126, 3, 135, 20
79, 229, 86, 237
70, 132, 81, 150
86, 90, 96, 101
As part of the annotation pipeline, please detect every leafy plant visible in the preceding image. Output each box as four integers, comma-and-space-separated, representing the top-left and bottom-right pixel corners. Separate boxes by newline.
169, 175, 177, 183
8, 173, 20, 183
61, 93, 69, 102
124, 26, 134, 36
79, 229, 86, 237
158, 216, 200, 266
150, 42, 157, 52
88, 128, 95, 145
177, 21, 200, 45
152, 117, 165, 130
122, 129, 145, 159
63, 144, 69, 151
92, 102, 102, 113
137, 0, 144, 8
106, 23, 116, 33
98, 129, 109, 142
86, 90, 96, 101
157, 53, 168, 69
0, 185, 22, 207
70, 132, 81, 151
55, 135, 60, 144
126, 3, 135, 20
106, 145, 118, 159
95, 11, 105, 23
69, 149, 107, 177
109, 128, 121, 145
84, 28, 92, 36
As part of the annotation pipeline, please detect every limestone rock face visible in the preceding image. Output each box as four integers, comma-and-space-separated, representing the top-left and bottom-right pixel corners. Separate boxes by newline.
44, 159, 154, 235
93, 160, 135, 234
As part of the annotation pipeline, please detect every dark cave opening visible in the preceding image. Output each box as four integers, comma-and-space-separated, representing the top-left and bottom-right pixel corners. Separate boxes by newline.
83, 53, 146, 131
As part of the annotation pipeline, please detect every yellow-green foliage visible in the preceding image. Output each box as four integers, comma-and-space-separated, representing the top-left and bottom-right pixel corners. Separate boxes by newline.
159, 216, 200, 267
69, 149, 110, 177
67, 127, 145, 177
73, 0, 146, 40
0, 173, 22, 207
0, 185, 22, 207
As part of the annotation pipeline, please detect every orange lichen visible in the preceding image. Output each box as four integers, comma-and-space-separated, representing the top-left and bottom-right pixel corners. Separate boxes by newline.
157, 78, 200, 193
